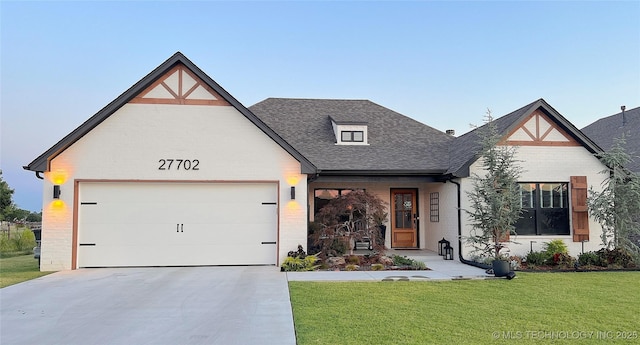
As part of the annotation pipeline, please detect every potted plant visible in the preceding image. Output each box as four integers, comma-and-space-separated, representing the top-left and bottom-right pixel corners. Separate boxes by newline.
465, 111, 523, 277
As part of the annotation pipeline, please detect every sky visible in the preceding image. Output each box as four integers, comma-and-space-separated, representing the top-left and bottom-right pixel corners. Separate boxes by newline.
1, 1, 639, 212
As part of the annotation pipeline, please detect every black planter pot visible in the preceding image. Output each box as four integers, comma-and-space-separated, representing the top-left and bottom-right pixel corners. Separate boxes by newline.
492, 260, 510, 277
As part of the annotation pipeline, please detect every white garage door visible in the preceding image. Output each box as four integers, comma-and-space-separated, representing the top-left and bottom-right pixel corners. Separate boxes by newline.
77, 182, 278, 267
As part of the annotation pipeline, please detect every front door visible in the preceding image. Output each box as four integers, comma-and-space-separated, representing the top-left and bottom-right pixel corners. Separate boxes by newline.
391, 189, 418, 248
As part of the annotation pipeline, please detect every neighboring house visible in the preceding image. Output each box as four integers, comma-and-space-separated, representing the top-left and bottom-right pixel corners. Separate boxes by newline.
24, 53, 608, 271
581, 106, 640, 173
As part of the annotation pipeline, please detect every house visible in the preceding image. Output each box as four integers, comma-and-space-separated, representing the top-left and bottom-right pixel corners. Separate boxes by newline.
24, 53, 608, 271
581, 106, 640, 173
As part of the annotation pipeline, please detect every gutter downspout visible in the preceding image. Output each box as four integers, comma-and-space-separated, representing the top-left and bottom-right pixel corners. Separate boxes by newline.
448, 178, 491, 270
35, 171, 44, 180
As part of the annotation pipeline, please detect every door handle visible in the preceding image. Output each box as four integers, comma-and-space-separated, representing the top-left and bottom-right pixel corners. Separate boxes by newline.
181, 224, 184, 232
177, 224, 179, 232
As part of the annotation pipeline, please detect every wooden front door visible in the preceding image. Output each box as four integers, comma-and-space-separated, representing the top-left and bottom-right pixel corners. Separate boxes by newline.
391, 189, 418, 248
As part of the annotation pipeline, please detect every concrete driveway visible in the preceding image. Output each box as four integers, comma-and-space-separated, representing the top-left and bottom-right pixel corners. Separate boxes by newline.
1, 266, 296, 345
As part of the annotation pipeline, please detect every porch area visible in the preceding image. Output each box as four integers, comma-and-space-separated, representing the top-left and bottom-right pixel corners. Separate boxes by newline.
286, 249, 492, 281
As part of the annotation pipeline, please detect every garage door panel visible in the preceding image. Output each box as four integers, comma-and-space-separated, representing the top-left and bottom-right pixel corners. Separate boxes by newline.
77, 182, 278, 267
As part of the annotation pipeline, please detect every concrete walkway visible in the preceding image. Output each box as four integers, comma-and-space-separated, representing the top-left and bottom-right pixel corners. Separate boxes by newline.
287, 249, 492, 281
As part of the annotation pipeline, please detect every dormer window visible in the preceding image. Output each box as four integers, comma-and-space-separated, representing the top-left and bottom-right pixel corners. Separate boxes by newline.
330, 116, 368, 145
341, 131, 364, 142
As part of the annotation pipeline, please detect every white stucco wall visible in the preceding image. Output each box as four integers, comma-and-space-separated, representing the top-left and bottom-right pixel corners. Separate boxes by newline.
459, 145, 608, 260
41, 103, 307, 270
423, 182, 459, 254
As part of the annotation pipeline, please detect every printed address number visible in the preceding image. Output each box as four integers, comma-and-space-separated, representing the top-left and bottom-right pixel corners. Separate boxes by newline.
158, 159, 200, 170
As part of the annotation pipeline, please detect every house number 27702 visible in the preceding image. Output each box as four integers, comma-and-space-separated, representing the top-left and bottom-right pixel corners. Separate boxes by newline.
158, 159, 200, 170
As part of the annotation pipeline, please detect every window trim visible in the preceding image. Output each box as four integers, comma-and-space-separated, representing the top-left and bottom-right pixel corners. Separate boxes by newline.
341, 130, 364, 142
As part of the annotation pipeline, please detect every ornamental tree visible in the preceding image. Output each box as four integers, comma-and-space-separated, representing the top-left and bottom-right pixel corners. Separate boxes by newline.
313, 189, 388, 256
465, 110, 523, 260
588, 134, 640, 260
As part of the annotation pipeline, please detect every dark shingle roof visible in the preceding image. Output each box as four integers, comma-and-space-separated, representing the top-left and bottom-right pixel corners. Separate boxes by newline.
447, 98, 602, 177
249, 98, 454, 173
582, 106, 640, 173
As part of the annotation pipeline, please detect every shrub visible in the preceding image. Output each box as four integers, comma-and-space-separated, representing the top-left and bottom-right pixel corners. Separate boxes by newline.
410, 260, 427, 270
371, 263, 384, 271
597, 248, 635, 268
281, 255, 319, 272
578, 251, 604, 267
347, 255, 361, 265
392, 255, 414, 266
0, 229, 36, 254
525, 251, 549, 267
345, 264, 359, 271
550, 252, 576, 267
544, 239, 568, 256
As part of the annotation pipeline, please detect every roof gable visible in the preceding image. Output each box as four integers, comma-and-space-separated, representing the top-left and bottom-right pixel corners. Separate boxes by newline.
24, 52, 316, 174
448, 98, 602, 177
503, 109, 580, 146
131, 63, 230, 106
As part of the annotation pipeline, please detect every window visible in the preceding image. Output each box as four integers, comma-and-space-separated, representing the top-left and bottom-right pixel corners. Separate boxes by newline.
341, 131, 364, 142
516, 183, 569, 235
430, 192, 439, 222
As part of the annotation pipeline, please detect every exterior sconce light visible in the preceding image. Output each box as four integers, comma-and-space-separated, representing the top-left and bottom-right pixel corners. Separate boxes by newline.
530, 240, 537, 253
290, 186, 295, 200
443, 244, 454, 260
53, 185, 61, 199
438, 237, 449, 256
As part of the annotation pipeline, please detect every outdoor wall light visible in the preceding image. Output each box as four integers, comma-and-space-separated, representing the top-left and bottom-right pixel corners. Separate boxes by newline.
530, 240, 537, 253
290, 186, 295, 200
53, 185, 61, 199
443, 244, 454, 260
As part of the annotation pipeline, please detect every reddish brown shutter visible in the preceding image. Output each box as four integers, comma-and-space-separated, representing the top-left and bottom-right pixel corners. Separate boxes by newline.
571, 176, 590, 242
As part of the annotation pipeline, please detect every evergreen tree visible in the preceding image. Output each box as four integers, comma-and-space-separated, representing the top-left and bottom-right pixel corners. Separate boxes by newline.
588, 135, 640, 260
465, 111, 523, 260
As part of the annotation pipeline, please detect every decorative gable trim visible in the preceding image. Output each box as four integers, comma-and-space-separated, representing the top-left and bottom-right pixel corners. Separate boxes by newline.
23, 52, 316, 174
503, 109, 580, 147
130, 64, 230, 106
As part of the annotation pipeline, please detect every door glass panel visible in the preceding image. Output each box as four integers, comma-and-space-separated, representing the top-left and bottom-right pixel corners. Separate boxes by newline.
394, 193, 413, 229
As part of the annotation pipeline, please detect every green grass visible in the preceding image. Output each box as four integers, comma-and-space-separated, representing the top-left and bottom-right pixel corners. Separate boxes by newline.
289, 272, 640, 344
0, 254, 54, 288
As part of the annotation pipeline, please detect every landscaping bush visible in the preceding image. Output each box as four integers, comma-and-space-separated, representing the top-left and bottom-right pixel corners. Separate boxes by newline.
391, 255, 426, 269
392, 255, 414, 266
597, 248, 636, 268
281, 245, 320, 272
543, 239, 568, 256
578, 251, 604, 267
525, 251, 549, 267
281, 255, 319, 272
371, 263, 384, 271
0, 229, 36, 257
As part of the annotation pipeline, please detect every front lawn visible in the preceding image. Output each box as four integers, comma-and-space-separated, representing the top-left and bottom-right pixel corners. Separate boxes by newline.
0, 254, 54, 288
289, 272, 640, 344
